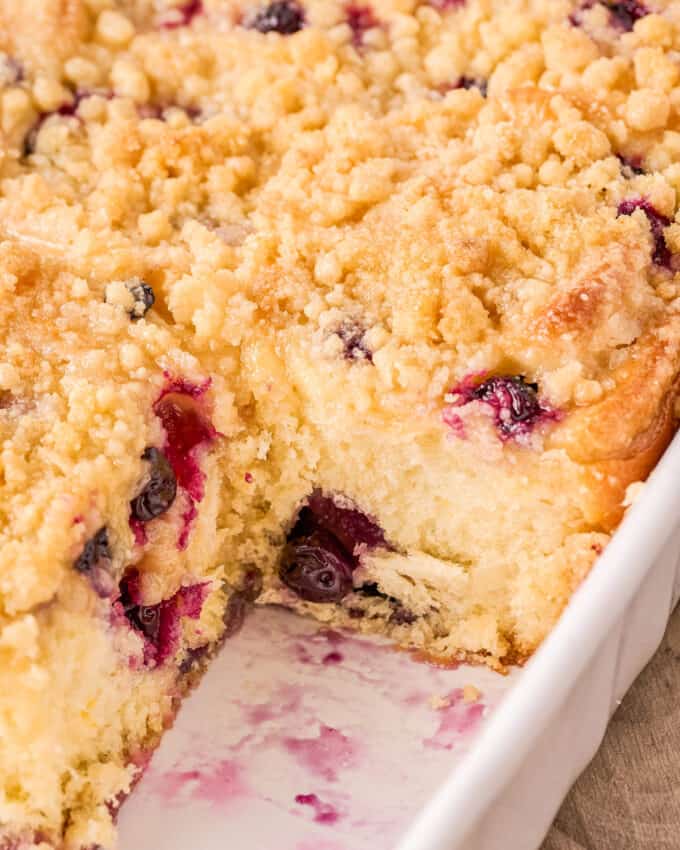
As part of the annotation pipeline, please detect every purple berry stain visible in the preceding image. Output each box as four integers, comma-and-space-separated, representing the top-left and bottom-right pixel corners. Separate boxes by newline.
153, 375, 218, 550
279, 491, 387, 603
445, 373, 560, 441
117, 571, 209, 666
294, 793, 340, 825
346, 4, 379, 46
251, 1, 305, 33
284, 724, 357, 781
159, 0, 203, 29
617, 197, 671, 267
322, 650, 343, 665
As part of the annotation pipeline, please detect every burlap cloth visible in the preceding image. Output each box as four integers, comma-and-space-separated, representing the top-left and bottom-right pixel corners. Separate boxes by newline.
542, 606, 680, 850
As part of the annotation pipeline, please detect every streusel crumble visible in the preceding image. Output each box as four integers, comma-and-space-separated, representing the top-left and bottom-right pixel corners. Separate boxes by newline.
1, 0, 680, 845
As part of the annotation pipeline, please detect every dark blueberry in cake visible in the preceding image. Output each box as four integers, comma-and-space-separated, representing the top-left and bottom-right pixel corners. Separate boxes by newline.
222, 568, 263, 637
455, 77, 487, 97
281, 491, 388, 603
280, 529, 355, 603
346, 4, 379, 46
130, 448, 177, 522
160, 0, 203, 28
118, 573, 207, 664
337, 322, 373, 362
251, 1, 305, 33
118, 573, 161, 644
617, 153, 645, 178
390, 606, 417, 625
472, 375, 541, 435
126, 280, 155, 319
74, 527, 110, 572
74, 527, 115, 598
569, 0, 648, 30
605, 0, 648, 29
447, 373, 559, 441
617, 197, 671, 266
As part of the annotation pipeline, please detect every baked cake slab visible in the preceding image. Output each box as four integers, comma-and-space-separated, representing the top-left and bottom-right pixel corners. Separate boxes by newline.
1, 0, 680, 846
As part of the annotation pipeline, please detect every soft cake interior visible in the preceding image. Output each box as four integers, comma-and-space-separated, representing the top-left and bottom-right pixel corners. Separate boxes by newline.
2, 0, 680, 846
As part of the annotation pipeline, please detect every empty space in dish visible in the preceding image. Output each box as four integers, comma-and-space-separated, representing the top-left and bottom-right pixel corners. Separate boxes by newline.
118, 607, 514, 850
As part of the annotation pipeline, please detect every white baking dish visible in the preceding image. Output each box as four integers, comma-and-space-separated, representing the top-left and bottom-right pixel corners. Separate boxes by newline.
118, 433, 680, 850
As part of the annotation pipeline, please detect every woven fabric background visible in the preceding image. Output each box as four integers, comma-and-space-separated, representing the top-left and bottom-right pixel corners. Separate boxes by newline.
542, 606, 680, 850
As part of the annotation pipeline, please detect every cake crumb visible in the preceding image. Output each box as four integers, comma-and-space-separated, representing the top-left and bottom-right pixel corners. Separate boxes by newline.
462, 685, 481, 703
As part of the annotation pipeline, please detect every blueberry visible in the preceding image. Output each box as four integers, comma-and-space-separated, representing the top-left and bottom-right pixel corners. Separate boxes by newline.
337, 321, 373, 362
455, 77, 487, 97
74, 527, 115, 598
605, 0, 648, 30
222, 568, 263, 637
617, 197, 671, 267
251, 1, 305, 33
390, 606, 417, 625
569, 0, 648, 30
130, 447, 177, 522
74, 527, 111, 572
280, 529, 355, 603
447, 373, 559, 441
471, 375, 541, 435
617, 153, 645, 178
118, 573, 161, 644
126, 279, 155, 320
